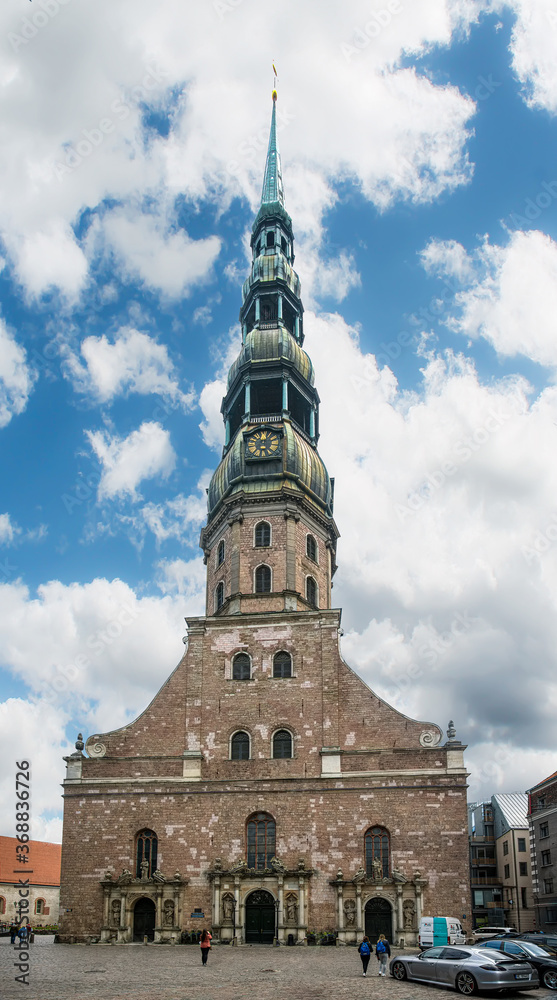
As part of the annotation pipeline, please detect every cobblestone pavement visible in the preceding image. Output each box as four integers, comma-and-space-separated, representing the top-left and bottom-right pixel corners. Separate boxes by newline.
1, 937, 554, 1000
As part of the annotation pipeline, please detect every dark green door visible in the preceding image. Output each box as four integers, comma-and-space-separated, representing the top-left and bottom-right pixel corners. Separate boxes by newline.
133, 898, 156, 941
245, 890, 275, 944
365, 897, 392, 943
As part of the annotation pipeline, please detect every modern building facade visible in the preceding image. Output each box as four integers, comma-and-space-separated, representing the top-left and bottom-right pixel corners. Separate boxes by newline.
468, 801, 504, 928
58, 93, 471, 947
492, 793, 535, 933
528, 770, 557, 932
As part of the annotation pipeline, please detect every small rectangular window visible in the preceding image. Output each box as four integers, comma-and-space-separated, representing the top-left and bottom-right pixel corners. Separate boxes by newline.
540, 822, 549, 838
521, 887, 528, 908
503, 840, 509, 856
504, 864, 510, 879
517, 837, 526, 852
542, 850, 552, 866
544, 878, 554, 894
519, 862, 527, 876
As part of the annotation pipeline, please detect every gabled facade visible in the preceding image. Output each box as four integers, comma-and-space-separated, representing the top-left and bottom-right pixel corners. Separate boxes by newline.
58, 93, 470, 947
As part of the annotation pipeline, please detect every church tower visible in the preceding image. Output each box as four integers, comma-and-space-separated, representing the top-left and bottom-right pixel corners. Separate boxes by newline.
200, 91, 338, 619
58, 94, 471, 949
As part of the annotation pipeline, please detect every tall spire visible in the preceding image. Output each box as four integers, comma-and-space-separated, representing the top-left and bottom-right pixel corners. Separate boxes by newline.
260, 92, 284, 208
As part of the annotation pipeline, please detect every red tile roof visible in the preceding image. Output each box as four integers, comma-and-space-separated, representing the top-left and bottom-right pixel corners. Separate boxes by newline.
530, 769, 557, 792
0, 837, 61, 887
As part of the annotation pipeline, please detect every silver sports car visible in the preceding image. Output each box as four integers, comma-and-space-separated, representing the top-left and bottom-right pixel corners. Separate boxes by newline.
390, 944, 539, 995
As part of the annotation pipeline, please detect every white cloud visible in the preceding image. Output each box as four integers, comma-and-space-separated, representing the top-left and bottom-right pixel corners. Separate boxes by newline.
0, 319, 35, 428
86, 421, 176, 500
64, 326, 195, 407
155, 557, 206, 609
12, 221, 88, 300
422, 230, 557, 368
504, 0, 557, 113
0, 513, 19, 544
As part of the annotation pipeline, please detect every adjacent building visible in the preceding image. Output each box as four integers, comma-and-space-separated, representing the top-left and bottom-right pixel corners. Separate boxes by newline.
58, 93, 471, 947
0, 837, 61, 927
528, 770, 557, 932
468, 801, 504, 928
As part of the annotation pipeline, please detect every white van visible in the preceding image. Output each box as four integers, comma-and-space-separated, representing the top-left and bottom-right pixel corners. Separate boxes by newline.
419, 917, 466, 950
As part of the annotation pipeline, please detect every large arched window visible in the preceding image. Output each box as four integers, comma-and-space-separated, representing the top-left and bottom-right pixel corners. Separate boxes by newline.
215, 581, 224, 612
255, 564, 272, 593
232, 652, 251, 680
273, 651, 292, 678
306, 576, 318, 607
136, 828, 158, 878
365, 826, 390, 878
247, 812, 276, 869
272, 729, 293, 759
217, 540, 225, 566
231, 731, 250, 760
306, 534, 317, 562
254, 521, 271, 547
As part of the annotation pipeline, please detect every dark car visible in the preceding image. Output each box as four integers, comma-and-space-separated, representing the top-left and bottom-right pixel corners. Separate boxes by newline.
514, 933, 557, 957
478, 938, 557, 990
390, 945, 538, 995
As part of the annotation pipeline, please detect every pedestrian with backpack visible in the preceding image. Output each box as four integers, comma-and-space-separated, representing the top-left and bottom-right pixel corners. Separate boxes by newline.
376, 933, 391, 975
358, 935, 371, 976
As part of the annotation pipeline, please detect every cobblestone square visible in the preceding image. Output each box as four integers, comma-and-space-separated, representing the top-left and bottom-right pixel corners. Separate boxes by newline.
1, 938, 554, 1000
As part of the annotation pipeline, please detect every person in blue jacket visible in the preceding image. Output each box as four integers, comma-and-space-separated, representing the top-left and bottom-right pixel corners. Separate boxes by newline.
376, 933, 391, 975
358, 935, 371, 976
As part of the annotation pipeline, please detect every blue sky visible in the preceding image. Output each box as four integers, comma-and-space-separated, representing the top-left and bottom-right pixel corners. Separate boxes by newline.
1, 0, 557, 840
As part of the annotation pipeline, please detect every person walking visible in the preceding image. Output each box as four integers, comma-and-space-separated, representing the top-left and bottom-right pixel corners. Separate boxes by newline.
376, 933, 391, 975
9, 921, 17, 945
200, 928, 212, 965
358, 935, 371, 976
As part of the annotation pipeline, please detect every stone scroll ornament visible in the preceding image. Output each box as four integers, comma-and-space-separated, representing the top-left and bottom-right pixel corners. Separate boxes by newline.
419, 730, 441, 747
87, 740, 107, 758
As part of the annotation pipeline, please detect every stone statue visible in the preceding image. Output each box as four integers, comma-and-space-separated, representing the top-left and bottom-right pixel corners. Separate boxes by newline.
139, 860, 149, 881
285, 893, 298, 924
371, 858, 382, 880
392, 868, 407, 883
222, 893, 235, 922
163, 900, 174, 926
351, 866, 366, 882
297, 858, 306, 871
403, 899, 415, 930
119, 868, 132, 884
152, 869, 165, 883
110, 899, 120, 927
344, 899, 356, 926
230, 858, 247, 873
270, 856, 287, 873
213, 858, 223, 872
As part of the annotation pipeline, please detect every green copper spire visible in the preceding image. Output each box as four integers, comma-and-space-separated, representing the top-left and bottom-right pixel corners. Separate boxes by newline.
261, 92, 284, 207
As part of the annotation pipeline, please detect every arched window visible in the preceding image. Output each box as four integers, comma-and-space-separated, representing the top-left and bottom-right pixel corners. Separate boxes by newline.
215, 581, 224, 612
231, 731, 250, 760
232, 652, 251, 680
306, 576, 318, 607
0, 896, 5, 915
273, 651, 292, 678
365, 826, 390, 878
272, 729, 293, 759
247, 812, 276, 869
34, 898, 45, 915
254, 521, 271, 547
136, 828, 158, 878
255, 564, 271, 593
306, 534, 317, 562
217, 540, 225, 566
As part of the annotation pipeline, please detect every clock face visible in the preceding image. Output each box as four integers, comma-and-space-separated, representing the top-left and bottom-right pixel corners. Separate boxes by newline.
246, 429, 280, 459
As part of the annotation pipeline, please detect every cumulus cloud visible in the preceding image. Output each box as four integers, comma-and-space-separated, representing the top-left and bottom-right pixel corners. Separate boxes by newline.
421, 230, 557, 368
140, 476, 210, 545
0, 319, 35, 428
64, 326, 195, 407
504, 0, 557, 113
0, 513, 19, 544
86, 421, 176, 500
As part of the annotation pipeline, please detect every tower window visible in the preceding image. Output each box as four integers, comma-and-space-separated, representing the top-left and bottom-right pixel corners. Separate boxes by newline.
281, 236, 287, 255
306, 535, 317, 562
251, 377, 281, 414
215, 582, 224, 612
255, 564, 272, 593
266, 231, 275, 248
365, 826, 390, 878
217, 540, 225, 566
273, 651, 292, 678
136, 828, 158, 879
254, 521, 271, 547
306, 576, 318, 607
247, 812, 276, 869
231, 731, 250, 760
232, 653, 251, 680
272, 729, 293, 759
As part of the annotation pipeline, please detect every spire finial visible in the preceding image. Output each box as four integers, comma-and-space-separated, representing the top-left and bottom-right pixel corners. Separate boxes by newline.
261, 81, 284, 208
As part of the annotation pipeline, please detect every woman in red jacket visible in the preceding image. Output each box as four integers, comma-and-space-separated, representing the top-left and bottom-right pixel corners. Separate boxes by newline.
200, 928, 212, 965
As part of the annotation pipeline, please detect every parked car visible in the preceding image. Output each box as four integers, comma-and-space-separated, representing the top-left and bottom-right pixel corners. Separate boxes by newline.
478, 938, 557, 990
514, 932, 557, 956
390, 944, 538, 995
472, 925, 516, 942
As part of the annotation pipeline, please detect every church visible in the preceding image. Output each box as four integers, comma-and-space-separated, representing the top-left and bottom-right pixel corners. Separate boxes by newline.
58, 93, 470, 947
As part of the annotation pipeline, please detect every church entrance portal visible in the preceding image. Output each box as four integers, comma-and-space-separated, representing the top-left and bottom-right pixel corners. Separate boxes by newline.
245, 889, 275, 944
133, 897, 155, 941
365, 897, 392, 943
